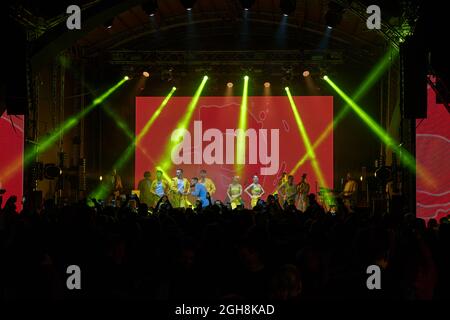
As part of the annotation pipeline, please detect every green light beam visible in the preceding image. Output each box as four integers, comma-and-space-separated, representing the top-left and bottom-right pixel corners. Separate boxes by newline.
323, 75, 428, 182
158, 76, 208, 173
285, 87, 329, 194
236, 75, 249, 176
0, 77, 129, 185
289, 48, 399, 176
90, 87, 176, 200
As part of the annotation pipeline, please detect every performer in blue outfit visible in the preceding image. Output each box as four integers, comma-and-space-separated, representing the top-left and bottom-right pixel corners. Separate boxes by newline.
190, 177, 210, 208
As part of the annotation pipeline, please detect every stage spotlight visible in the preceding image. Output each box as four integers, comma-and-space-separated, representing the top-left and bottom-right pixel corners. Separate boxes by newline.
325, 2, 344, 29
323, 75, 329, 80
303, 70, 310, 77
99, 176, 103, 181
142, 71, 150, 78
204, 75, 208, 80
240, 0, 255, 10
181, 0, 196, 10
104, 18, 114, 29
327, 25, 333, 30
142, 0, 158, 17
280, 0, 296, 16
264, 82, 270, 88
124, 76, 130, 80
244, 75, 249, 80
227, 82, 234, 88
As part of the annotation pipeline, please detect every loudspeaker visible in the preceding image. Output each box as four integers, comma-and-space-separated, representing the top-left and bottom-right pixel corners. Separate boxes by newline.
4, 15, 27, 115
400, 36, 427, 119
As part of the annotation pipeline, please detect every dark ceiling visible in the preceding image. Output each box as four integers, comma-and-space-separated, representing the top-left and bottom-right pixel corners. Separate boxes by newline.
8, 0, 413, 70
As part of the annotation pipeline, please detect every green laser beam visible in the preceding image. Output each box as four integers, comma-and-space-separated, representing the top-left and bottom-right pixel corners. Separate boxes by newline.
24, 77, 128, 165
323, 75, 419, 176
90, 87, 176, 200
285, 87, 329, 193
236, 75, 249, 176
289, 48, 399, 176
158, 76, 208, 173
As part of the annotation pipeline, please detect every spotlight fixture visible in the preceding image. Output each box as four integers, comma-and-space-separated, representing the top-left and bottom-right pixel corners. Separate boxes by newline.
104, 18, 114, 29
264, 82, 271, 88
161, 68, 174, 82
181, 0, 196, 10
142, 0, 158, 17
143, 71, 150, 78
280, 0, 296, 16
325, 2, 344, 29
303, 70, 310, 77
43, 164, 61, 180
244, 75, 249, 80
227, 82, 234, 88
239, 0, 256, 10
124, 76, 130, 80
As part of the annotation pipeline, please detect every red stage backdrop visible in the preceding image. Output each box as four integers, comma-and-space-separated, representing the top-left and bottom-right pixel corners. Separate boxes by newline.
416, 78, 450, 221
135, 96, 333, 204
0, 111, 24, 212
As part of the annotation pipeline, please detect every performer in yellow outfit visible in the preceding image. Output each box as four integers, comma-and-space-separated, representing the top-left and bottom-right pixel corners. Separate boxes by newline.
199, 169, 216, 197
170, 168, 191, 208
227, 176, 243, 210
150, 169, 169, 208
296, 173, 310, 211
137, 171, 153, 206
244, 175, 265, 208
273, 172, 288, 202
279, 175, 298, 207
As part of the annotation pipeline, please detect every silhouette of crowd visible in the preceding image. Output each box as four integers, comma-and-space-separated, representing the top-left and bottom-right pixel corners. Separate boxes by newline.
1, 193, 449, 300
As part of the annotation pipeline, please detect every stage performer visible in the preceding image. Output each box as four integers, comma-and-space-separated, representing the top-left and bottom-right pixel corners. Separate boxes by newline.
199, 169, 216, 197
190, 177, 210, 208
244, 175, 265, 208
280, 175, 298, 208
150, 169, 168, 207
297, 173, 310, 212
111, 168, 123, 201
273, 172, 288, 201
170, 168, 191, 208
137, 171, 153, 206
227, 176, 243, 210
342, 172, 358, 213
